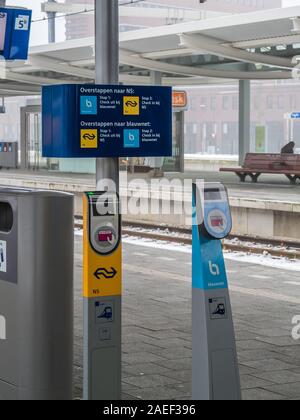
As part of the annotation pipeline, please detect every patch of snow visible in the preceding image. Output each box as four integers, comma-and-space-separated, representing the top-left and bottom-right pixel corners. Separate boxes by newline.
75, 229, 300, 272
225, 251, 300, 272
123, 236, 300, 272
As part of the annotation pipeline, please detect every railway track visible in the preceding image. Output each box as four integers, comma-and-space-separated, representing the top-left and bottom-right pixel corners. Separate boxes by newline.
75, 218, 300, 260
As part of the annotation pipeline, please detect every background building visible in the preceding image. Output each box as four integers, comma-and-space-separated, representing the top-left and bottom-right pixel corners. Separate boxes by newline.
185, 80, 300, 156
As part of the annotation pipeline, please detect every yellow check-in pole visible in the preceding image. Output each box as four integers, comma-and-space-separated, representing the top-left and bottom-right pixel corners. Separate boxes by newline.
83, 0, 121, 401
83, 192, 122, 400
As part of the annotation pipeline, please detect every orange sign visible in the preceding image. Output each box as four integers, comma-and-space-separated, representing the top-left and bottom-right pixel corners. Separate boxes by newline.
172, 91, 188, 109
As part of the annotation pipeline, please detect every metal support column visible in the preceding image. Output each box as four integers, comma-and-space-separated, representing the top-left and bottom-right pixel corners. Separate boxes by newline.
47, 0, 56, 43
95, 0, 120, 191
20, 105, 41, 171
150, 70, 162, 86
83, 0, 121, 401
239, 80, 251, 166
149, 72, 164, 172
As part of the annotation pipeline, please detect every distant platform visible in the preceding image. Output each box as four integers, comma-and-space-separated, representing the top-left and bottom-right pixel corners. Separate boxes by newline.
0, 169, 299, 241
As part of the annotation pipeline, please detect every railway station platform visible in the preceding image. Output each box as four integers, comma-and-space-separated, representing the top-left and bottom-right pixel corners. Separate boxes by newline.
0, 169, 299, 242
2, 1, 300, 403
73, 232, 300, 400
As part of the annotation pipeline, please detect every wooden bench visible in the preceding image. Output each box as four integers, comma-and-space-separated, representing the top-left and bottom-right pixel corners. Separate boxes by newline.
220, 153, 300, 184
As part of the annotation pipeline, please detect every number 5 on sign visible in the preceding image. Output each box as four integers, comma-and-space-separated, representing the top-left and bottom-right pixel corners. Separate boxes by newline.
15, 15, 29, 31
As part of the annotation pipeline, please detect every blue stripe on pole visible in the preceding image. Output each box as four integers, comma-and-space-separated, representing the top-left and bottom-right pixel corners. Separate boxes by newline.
192, 189, 228, 291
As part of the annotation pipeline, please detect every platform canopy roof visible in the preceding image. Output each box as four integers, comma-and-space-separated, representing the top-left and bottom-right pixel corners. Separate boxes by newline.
1, 5, 300, 96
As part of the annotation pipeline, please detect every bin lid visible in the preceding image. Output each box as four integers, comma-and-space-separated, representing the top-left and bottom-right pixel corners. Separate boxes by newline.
0, 187, 73, 198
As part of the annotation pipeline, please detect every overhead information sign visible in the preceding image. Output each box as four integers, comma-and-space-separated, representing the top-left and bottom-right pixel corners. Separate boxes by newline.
0, 8, 32, 60
42, 84, 173, 158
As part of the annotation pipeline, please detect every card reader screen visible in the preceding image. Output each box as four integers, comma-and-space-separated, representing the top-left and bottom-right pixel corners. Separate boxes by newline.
204, 189, 222, 201
98, 230, 113, 243
210, 216, 224, 228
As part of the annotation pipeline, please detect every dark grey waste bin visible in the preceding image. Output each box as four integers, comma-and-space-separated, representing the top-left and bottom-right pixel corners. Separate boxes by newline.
0, 188, 74, 400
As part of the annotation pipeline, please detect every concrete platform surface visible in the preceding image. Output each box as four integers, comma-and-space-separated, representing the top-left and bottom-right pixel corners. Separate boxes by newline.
73, 234, 300, 400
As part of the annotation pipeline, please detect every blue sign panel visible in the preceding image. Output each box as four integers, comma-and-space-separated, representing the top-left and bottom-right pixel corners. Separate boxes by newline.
291, 113, 300, 119
42, 84, 173, 158
0, 8, 32, 60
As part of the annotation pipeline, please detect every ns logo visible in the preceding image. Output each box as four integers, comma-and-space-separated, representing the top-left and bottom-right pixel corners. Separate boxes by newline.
0, 315, 6, 341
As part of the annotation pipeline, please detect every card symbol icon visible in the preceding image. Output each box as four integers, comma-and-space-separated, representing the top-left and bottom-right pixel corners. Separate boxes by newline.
123, 96, 140, 116
95, 301, 114, 325
81, 129, 98, 149
80, 96, 97, 115
124, 129, 140, 148
98, 306, 113, 320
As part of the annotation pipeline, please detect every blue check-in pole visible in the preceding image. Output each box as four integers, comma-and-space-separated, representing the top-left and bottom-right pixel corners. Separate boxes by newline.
192, 182, 241, 401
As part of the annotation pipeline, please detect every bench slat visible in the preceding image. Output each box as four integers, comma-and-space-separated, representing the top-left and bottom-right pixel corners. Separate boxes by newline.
244, 154, 300, 171
220, 168, 300, 175
220, 153, 300, 183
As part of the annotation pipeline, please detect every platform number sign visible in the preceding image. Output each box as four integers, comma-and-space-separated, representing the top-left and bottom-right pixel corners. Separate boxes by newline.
15, 15, 30, 31
0, 7, 32, 60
